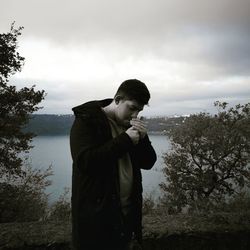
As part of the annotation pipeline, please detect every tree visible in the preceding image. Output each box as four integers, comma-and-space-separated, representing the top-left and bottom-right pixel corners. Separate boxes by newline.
160, 101, 250, 213
0, 23, 45, 178
0, 24, 50, 222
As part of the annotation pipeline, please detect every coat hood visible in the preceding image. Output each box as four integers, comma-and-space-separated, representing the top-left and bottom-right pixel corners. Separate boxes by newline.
72, 99, 113, 115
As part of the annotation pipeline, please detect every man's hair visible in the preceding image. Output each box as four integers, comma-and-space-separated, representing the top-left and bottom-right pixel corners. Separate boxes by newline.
114, 79, 150, 105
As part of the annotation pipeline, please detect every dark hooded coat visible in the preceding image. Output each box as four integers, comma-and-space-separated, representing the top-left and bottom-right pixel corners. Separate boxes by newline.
70, 99, 157, 250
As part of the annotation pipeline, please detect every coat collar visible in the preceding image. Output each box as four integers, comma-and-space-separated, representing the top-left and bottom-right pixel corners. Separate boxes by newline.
72, 99, 113, 115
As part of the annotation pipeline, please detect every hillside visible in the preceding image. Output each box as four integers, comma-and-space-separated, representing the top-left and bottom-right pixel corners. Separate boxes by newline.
23, 114, 186, 136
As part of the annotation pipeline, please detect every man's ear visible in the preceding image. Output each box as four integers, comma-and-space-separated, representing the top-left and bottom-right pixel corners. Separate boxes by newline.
114, 95, 122, 105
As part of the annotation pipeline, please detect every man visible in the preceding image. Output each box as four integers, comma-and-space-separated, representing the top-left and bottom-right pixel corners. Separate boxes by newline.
70, 79, 157, 250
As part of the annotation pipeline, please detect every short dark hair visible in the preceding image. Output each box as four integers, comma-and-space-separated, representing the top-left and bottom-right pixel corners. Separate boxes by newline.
114, 79, 150, 105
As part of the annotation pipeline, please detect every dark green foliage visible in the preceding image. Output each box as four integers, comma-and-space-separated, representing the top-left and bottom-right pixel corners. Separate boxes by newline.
0, 24, 50, 222
0, 23, 24, 80
49, 187, 71, 221
0, 23, 45, 178
160, 101, 250, 213
0, 163, 53, 222
142, 193, 156, 215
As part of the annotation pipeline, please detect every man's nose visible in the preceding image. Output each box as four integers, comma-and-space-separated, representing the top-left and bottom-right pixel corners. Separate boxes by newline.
131, 111, 139, 118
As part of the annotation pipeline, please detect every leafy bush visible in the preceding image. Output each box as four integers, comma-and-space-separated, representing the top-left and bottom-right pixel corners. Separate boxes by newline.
0, 161, 53, 222
142, 193, 156, 215
49, 187, 71, 221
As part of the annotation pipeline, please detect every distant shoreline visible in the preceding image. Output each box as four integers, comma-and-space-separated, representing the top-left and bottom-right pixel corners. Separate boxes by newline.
32, 131, 168, 137
24, 114, 183, 136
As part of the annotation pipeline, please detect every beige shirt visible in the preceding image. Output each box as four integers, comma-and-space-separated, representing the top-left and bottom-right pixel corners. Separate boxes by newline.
106, 116, 133, 215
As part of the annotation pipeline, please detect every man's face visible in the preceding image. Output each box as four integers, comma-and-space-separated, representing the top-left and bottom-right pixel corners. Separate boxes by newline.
115, 99, 144, 127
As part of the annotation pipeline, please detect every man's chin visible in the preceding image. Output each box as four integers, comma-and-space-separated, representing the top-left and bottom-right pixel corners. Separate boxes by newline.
120, 120, 131, 128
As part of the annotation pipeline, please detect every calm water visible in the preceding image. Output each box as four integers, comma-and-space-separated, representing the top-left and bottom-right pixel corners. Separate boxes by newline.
26, 135, 171, 202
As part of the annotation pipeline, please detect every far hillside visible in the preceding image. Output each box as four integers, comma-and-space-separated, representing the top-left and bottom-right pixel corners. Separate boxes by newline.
23, 114, 186, 136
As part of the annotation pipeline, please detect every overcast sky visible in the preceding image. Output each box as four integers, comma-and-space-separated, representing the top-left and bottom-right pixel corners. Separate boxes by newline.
1, 0, 250, 116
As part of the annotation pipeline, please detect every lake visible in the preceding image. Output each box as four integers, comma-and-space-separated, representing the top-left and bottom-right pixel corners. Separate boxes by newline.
26, 134, 171, 203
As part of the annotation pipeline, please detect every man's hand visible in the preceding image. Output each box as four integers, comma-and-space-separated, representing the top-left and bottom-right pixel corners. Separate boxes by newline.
130, 118, 147, 139
126, 127, 140, 145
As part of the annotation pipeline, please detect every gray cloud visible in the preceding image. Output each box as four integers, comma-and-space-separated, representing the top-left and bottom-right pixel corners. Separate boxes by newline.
11, 74, 250, 116
2, 1, 249, 35
1, 1, 250, 71
1, 0, 250, 115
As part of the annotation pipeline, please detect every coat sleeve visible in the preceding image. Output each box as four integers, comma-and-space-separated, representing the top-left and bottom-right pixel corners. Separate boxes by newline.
70, 116, 134, 175
130, 134, 157, 170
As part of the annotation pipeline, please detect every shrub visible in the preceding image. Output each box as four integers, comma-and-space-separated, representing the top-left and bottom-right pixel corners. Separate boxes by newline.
49, 187, 71, 221
0, 161, 52, 222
